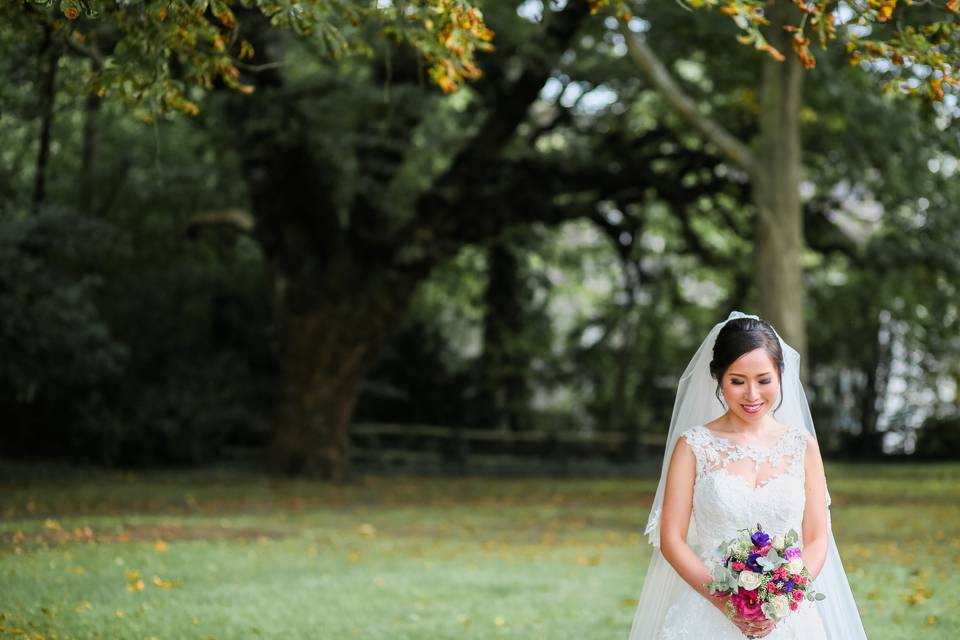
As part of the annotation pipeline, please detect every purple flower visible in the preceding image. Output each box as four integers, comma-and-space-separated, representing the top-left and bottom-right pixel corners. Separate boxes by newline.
784, 547, 803, 560
783, 580, 795, 592
746, 552, 763, 572
751, 530, 770, 548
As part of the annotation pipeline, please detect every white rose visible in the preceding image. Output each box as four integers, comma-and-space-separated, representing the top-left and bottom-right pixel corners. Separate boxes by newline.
771, 595, 791, 618
771, 535, 786, 551
738, 570, 762, 590
787, 558, 805, 574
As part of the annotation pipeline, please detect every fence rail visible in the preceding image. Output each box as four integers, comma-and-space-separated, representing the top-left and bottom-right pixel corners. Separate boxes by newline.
350, 422, 666, 472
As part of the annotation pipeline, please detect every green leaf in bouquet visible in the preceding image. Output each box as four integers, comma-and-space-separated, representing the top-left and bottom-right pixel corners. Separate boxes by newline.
814, 592, 826, 601
712, 564, 733, 583
757, 548, 784, 571
726, 572, 740, 591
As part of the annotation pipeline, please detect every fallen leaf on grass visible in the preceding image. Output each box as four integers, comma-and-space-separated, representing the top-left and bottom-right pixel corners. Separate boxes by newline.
126, 570, 145, 592
152, 576, 183, 589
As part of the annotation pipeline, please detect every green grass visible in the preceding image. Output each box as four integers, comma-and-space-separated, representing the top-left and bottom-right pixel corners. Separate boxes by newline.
0, 462, 958, 639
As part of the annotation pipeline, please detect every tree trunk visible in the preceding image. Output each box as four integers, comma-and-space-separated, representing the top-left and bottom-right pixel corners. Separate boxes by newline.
80, 94, 100, 215
853, 310, 887, 457
272, 310, 367, 480
481, 236, 531, 433
753, 0, 808, 381
33, 27, 58, 211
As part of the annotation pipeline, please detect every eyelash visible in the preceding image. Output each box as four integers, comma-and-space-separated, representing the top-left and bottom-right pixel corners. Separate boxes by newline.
731, 379, 772, 385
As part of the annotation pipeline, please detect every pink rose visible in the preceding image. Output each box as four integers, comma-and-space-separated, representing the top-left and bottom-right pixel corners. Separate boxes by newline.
731, 587, 765, 621
792, 589, 804, 601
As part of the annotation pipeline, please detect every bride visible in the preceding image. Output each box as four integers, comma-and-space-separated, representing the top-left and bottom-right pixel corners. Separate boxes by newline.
627, 311, 867, 639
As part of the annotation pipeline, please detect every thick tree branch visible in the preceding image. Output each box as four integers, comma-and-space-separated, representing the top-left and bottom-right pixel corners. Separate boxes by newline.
619, 24, 757, 176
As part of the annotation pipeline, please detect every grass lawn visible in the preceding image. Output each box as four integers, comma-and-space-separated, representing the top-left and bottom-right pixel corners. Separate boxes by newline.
1, 462, 958, 639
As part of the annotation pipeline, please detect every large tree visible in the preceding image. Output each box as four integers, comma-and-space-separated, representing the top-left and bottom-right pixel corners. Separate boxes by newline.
219, 4, 646, 479
602, 0, 959, 376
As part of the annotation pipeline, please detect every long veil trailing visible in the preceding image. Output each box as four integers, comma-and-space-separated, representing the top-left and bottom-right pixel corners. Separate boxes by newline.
627, 311, 867, 639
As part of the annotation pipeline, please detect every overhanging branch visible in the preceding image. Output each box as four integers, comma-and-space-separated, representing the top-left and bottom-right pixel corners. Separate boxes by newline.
619, 24, 757, 176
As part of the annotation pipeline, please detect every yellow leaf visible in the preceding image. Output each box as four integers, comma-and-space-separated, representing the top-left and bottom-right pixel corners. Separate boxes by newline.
153, 540, 168, 553
151, 576, 183, 589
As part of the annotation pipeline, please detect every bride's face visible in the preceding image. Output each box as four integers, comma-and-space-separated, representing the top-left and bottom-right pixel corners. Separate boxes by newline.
719, 347, 780, 422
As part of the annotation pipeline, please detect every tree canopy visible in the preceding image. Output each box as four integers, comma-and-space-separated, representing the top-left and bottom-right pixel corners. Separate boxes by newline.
8, 0, 494, 117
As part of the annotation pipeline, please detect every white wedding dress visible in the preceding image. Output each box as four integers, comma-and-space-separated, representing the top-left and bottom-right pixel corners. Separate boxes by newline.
655, 424, 827, 639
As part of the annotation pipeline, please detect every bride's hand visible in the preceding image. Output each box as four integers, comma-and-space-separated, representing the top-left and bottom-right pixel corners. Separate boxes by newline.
732, 615, 776, 638
710, 592, 777, 638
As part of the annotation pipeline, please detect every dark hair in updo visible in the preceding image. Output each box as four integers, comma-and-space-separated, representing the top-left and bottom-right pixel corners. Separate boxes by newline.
709, 317, 785, 413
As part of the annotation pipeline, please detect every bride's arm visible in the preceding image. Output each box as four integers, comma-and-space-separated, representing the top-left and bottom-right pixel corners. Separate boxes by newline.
660, 438, 777, 637
801, 434, 829, 580
659, 438, 726, 611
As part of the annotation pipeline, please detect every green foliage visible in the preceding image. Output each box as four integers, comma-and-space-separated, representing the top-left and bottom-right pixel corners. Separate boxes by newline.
914, 416, 960, 460
0, 207, 128, 410
598, 0, 960, 100
7, 0, 493, 119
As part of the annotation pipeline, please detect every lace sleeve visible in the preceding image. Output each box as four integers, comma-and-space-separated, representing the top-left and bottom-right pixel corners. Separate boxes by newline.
781, 428, 810, 476
680, 426, 716, 482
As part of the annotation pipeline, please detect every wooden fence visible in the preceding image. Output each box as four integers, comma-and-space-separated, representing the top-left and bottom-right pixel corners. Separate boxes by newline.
350, 422, 667, 474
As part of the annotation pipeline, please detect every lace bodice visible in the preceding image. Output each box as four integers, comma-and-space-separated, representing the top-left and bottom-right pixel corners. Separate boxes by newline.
680, 424, 811, 561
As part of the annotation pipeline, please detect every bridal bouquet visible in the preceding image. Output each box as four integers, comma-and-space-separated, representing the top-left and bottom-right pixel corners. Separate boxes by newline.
707, 525, 825, 632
